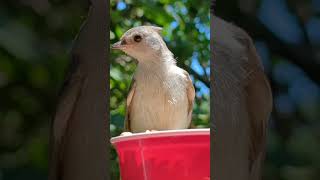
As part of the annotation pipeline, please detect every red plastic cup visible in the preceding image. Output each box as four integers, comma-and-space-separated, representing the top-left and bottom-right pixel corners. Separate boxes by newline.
111, 129, 210, 180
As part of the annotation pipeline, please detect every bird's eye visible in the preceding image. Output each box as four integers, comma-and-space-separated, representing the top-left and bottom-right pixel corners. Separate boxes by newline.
134, 35, 142, 42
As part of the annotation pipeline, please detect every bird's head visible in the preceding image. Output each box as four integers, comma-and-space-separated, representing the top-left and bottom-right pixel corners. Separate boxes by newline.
112, 26, 170, 62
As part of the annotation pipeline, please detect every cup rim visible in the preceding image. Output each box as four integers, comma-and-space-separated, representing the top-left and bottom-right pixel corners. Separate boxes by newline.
110, 128, 210, 144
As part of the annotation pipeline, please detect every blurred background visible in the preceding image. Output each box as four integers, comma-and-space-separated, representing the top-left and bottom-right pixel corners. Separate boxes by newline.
215, 0, 320, 179
110, 0, 210, 179
0, 0, 89, 179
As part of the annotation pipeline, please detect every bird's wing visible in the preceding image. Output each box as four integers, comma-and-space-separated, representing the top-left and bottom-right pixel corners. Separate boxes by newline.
53, 56, 84, 143
124, 78, 136, 132
183, 70, 195, 128
236, 25, 273, 177
245, 69, 272, 177
49, 56, 84, 180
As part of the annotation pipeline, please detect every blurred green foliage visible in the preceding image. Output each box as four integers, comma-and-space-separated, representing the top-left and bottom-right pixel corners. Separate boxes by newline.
0, 1, 89, 179
110, 0, 210, 179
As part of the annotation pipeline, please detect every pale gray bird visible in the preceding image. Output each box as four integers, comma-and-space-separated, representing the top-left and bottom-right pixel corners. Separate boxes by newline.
112, 26, 195, 133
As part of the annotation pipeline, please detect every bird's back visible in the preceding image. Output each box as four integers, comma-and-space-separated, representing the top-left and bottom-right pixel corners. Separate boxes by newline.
212, 15, 272, 180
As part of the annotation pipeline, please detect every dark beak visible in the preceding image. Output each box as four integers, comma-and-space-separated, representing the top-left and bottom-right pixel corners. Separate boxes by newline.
111, 41, 122, 50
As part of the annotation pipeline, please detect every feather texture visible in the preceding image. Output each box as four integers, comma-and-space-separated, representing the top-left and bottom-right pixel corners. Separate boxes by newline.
116, 26, 196, 133
212, 15, 272, 180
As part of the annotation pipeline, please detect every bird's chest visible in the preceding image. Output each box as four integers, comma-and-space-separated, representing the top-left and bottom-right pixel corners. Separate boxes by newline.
130, 73, 188, 131
133, 75, 185, 106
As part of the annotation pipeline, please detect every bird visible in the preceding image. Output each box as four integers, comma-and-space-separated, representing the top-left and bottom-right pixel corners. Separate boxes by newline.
48, 3, 109, 180
211, 14, 273, 180
112, 26, 195, 133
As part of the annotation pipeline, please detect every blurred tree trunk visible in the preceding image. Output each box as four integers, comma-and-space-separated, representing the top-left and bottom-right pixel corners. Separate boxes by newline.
48, 1, 109, 180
